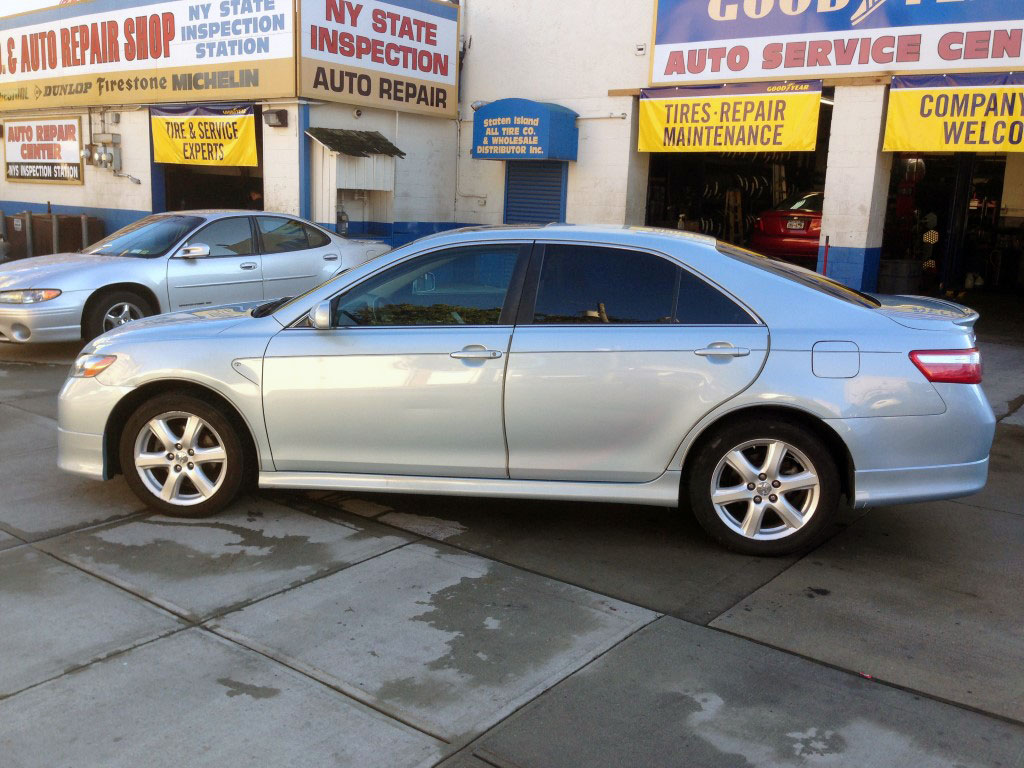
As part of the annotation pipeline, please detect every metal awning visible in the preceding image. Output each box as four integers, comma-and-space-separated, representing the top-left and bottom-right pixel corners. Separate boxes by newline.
305, 128, 405, 158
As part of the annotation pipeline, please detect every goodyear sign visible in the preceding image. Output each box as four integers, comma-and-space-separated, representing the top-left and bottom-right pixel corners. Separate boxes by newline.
652, 0, 1024, 85
884, 74, 1024, 153
0, 0, 294, 110
639, 81, 821, 153
299, 0, 459, 118
151, 104, 257, 166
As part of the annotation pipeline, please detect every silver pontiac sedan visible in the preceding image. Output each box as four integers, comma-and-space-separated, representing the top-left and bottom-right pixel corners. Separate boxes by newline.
57, 225, 995, 555
0, 211, 388, 343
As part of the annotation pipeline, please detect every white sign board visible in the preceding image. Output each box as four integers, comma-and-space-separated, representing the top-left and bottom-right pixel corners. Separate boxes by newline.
4, 116, 83, 184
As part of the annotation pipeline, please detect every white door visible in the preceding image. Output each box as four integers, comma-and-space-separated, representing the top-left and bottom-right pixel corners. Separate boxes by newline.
504, 243, 769, 482
262, 242, 531, 476
256, 216, 339, 299
166, 216, 263, 310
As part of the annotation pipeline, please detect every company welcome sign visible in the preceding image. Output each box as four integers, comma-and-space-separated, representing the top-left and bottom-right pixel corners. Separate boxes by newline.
652, 0, 1024, 84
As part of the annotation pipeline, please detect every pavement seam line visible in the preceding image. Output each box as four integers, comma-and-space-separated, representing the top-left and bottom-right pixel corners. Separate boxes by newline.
0, 626, 191, 703
1, 400, 59, 425
440, 615, 666, 762
200, 623, 452, 745
704, 621, 1024, 729
15, 507, 154, 546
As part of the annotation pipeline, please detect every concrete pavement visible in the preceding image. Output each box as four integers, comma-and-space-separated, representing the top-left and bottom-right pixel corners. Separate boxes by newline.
1, 337, 1023, 767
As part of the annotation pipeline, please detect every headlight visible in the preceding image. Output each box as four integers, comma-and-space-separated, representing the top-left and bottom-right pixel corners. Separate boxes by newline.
72, 354, 117, 378
0, 289, 62, 304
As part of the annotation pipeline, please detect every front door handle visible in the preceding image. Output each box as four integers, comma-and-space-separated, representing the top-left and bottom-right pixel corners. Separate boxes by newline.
695, 345, 750, 357
450, 347, 503, 360
240, 262, 258, 270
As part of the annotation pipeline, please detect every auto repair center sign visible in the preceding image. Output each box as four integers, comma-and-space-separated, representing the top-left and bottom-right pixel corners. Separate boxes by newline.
4, 116, 83, 183
299, 0, 459, 117
0, 0, 294, 109
652, 0, 1024, 85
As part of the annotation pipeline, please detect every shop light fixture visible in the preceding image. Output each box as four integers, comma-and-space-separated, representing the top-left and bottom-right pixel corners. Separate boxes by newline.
264, 109, 288, 127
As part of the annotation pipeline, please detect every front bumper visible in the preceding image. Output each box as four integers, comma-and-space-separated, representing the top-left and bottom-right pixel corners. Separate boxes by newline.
0, 292, 86, 343
57, 374, 135, 480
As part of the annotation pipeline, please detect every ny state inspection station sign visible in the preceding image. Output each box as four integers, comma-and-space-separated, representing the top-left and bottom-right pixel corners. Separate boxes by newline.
652, 0, 1024, 85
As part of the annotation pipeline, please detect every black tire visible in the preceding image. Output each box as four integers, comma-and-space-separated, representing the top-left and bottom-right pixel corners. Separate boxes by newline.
119, 394, 244, 518
83, 289, 153, 340
684, 419, 840, 556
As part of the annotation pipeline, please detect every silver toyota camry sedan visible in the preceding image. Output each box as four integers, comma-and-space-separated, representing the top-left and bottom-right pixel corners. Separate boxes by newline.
56, 225, 995, 555
0, 211, 388, 343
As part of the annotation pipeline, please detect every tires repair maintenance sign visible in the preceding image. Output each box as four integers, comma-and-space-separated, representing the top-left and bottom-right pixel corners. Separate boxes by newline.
652, 0, 1024, 85
4, 116, 83, 184
299, 0, 459, 118
0, 0, 294, 109
639, 81, 822, 152
884, 74, 1024, 153
151, 104, 258, 165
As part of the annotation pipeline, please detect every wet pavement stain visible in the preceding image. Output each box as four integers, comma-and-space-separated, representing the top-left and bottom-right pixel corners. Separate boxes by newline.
374, 569, 606, 709
216, 677, 281, 699
805, 587, 831, 599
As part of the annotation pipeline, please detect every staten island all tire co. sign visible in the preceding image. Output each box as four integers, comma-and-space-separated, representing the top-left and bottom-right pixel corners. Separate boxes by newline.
651, 0, 1024, 85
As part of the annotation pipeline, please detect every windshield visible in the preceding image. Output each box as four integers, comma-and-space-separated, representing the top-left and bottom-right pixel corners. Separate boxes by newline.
717, 243, 881, 308
84, 215, 204, 258
775, 192, 824, 214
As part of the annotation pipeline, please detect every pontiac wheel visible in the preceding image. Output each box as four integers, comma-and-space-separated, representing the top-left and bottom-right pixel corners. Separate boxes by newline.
686, 420, 840, 556
120, 394, 244, 517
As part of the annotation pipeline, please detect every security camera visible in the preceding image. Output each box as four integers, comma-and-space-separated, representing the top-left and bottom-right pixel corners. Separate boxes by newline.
352, 108, 362, 118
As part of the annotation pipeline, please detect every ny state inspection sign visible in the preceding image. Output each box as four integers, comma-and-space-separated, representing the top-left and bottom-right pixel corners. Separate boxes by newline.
652, 0, 1024, 85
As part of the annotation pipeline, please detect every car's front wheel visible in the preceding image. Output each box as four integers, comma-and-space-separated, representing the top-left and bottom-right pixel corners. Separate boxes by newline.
119, 394, 244, 517
83, 290, 153, 340
685, 420, 840, 556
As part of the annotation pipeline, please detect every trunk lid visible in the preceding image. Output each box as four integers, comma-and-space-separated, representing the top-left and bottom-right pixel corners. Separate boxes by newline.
871, 294, 979, 332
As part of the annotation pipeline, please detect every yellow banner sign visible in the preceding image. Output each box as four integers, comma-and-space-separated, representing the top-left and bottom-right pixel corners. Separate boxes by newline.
639, 81, 822, 153
884, 74, 1024, 153
151, 105, 257, 167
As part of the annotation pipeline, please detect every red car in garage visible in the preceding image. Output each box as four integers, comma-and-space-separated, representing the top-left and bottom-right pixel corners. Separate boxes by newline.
751, 191, 823, 269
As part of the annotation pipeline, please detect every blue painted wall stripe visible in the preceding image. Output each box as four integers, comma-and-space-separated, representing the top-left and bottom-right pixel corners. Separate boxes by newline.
817, 244, 882, 292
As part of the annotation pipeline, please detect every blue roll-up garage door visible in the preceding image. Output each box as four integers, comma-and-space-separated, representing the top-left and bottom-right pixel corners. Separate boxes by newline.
504, 161, 568, 224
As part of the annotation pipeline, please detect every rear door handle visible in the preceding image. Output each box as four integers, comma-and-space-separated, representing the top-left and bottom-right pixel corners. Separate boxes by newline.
323, 254, 339, 261
450, 348, 503, 360
240, 262, 258, 270
695, 345, 750, 357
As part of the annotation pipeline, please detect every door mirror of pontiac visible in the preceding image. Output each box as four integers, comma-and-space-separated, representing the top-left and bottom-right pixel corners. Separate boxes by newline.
310, 300, 332, 330
178, 244, 211, 259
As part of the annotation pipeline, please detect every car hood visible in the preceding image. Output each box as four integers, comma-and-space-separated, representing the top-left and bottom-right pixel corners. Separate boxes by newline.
92, 301, 275, 346
872, 294, 979, 332
0, 252, 144, 290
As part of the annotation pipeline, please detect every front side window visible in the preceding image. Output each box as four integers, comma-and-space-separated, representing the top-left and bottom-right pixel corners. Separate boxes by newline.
85, 215, 203, 258
185, 217, 253, 257
258, 217, 310, 254
532, 244, 753, 325
334, 244, 527, 327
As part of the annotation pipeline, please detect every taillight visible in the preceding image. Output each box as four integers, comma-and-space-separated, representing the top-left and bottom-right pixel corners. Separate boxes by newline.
809, 218, 821, 233
909, 348, 982, 384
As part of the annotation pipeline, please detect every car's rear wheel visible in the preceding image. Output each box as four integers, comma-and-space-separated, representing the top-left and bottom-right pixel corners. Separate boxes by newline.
685, 420, 839, 556
83, 290, 152, 340
119, 394, 244, 517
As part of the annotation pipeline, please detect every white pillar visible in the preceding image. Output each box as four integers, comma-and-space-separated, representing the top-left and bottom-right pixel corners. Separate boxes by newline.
818, 84, 893, 290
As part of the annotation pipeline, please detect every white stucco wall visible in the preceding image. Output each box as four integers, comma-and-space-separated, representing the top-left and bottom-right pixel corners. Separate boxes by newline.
456, 0, 654, 226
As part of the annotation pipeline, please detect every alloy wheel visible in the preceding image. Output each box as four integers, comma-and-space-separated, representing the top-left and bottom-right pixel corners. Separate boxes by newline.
709, 439, 821, 541
133, 411, 228, 506
102, 302, 145, 331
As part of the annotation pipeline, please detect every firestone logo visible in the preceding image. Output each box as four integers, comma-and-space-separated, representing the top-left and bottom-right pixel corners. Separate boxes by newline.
707, 0, 965, 25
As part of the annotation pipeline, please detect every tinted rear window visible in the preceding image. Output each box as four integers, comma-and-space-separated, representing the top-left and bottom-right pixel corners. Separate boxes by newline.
717, 243, 881, 308
776, 192, 823, 213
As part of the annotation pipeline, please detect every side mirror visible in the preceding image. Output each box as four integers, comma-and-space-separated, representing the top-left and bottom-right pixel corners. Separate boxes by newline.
178, 243, 211, 259
310, 300, 332, 330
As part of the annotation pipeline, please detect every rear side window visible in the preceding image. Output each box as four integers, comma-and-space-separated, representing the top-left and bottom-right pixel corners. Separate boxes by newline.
718, 243, 880, 308
531, 244, 754, 325
258, 217, 310, 254
305, 224, 331, 248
